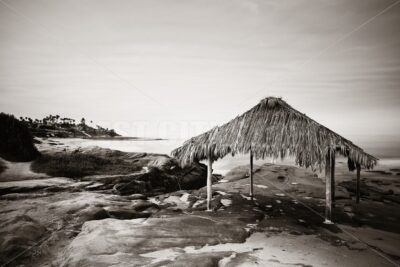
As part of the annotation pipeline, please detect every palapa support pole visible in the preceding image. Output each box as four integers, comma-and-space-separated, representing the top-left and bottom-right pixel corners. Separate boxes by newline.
331, 152, 335, 206
356, 163, 361, 203
250, 149, 254, 201
324, 149, 333, 224
206, 151, 213, 211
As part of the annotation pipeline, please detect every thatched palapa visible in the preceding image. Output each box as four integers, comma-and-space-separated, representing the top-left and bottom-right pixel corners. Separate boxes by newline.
172, 97, 377, 170
171, 97, 377, 221
172, 97, 377, 223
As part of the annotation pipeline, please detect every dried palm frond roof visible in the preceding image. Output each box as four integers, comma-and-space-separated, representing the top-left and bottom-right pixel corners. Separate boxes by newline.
171, 97, 377, 170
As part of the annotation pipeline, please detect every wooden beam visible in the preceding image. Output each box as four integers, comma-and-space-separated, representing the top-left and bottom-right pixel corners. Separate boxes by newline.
356, 164, 361, 203
324, 150, 333, 224
331, 152, 335, 206
250, 149, 254, 201
207, 154, 213, 211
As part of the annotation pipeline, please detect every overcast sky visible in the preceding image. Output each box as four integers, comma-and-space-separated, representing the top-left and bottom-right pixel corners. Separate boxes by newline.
0, 0, 399, 154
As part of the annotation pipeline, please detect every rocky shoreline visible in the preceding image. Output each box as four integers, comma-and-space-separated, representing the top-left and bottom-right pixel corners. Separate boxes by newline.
0, 141, 399, 266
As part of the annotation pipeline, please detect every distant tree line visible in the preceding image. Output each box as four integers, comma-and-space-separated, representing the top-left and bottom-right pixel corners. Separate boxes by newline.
19, 115, 76, 127
19, 114, 119, 137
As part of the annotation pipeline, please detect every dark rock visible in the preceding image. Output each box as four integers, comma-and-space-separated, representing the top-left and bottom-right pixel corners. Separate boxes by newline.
335, 186, 351, 200
0, 215, 47, 265
289, 230, 302, 236
108, 164, 207, 196
113, 181, 146, 195
385, 189, 394, 195
77, 207, 109, 223
84, 183, 106, 191
191, 195, 222, 211
160, 252, 232, 267
33, 138, 42, 144
365, 170, 392, 175
131, 201, 159, 212
277, 176, 286, 182
223, 165, 260, 182
125, 194, 147, 200
343, 206, 352, 212
383, 195, 400, 204
107, 208, 152, 219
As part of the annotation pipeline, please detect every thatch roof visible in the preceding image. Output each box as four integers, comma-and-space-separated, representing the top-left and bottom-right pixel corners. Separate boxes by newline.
171, 97, 377, 170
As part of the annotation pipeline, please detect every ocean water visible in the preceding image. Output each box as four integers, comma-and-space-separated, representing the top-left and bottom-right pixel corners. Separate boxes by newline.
51, 138, 400, 175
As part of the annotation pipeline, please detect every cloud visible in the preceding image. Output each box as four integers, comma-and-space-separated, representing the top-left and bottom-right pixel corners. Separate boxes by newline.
0, 0, 399, 143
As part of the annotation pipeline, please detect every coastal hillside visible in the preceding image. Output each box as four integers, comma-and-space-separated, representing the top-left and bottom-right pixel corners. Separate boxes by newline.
19, 115, 120, 138
0, 113, 40, 162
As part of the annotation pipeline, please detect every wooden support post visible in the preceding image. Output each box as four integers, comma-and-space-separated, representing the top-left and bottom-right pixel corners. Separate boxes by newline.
250, 149, 254, 201
331, 152, 335, 206
324, 150, 333, 224
206, 154, 213, 211
356, 164, 361, 203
